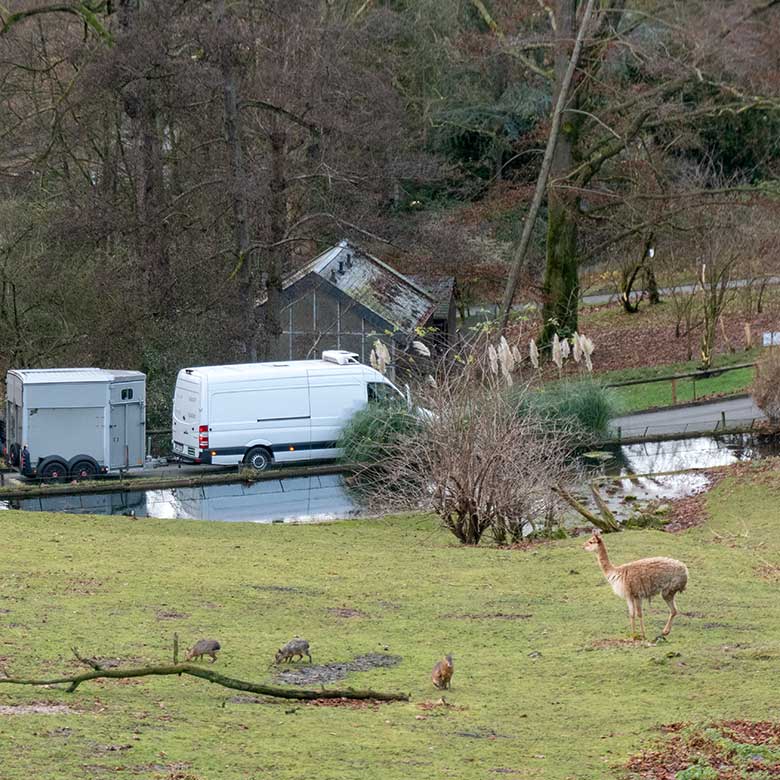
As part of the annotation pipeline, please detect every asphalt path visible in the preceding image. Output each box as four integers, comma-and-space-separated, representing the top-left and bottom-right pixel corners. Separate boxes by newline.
610, 395, 765, 438
461, 276, 780, 325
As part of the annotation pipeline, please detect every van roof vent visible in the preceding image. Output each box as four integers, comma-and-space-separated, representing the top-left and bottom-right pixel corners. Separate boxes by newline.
322, 350, 360, 365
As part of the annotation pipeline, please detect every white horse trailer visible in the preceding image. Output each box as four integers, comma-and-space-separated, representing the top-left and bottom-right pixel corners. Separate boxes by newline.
5, 368, 146, 479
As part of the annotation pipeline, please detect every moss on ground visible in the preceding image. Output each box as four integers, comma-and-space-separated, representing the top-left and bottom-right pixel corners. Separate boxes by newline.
1, 463, 780, 778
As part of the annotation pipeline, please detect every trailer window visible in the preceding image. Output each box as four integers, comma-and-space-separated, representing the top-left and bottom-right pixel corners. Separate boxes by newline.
367, 382, 403, 404
121, 388, 134, 400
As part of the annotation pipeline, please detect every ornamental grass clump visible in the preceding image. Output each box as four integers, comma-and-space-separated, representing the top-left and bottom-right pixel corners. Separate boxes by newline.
516, 380, 616, 442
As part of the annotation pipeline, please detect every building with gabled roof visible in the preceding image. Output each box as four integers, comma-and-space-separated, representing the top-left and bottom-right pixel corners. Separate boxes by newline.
260, 240, 456, 368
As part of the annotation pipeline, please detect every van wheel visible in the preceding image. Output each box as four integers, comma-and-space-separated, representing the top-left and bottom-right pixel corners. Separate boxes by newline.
244, 447, 272, 472
8, 443, 20, 468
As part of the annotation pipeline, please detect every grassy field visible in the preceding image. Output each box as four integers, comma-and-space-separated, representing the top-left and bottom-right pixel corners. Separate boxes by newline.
2, 465, 780, 779
610, 365, 756, 414
594, 351, 758, 414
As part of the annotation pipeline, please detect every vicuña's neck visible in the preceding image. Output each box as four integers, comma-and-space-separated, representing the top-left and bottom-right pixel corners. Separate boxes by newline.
595, 541, 615, 576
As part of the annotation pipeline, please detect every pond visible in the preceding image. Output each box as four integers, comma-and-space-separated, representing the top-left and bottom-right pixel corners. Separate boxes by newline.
1, 433, 778, 524
581, 432, 780, 523
0, 473, 362, 523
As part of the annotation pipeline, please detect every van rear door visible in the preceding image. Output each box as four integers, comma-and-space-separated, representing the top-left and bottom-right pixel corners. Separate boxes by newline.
172, 374, 202, 459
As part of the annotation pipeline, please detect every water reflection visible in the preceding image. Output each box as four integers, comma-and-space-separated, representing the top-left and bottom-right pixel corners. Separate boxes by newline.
2, 434, 778, 524
607, 433, 779, 475
584, 433, 780, 521
0, 474, 361, 523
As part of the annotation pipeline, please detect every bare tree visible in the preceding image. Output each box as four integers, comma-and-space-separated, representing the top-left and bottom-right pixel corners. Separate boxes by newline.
353, 349, 573, 545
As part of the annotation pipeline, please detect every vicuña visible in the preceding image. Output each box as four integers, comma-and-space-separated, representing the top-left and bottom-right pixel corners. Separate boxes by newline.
583, 531, 688, 639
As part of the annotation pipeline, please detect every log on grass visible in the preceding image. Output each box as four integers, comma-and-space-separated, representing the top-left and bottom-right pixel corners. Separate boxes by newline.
0, 662, 409, 702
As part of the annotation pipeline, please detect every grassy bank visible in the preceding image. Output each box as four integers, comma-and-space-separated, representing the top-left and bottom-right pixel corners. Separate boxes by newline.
599, 351, 758, 414
1, 464, 780, 778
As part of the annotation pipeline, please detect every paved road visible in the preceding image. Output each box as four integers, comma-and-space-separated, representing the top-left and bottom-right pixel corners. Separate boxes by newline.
610, 395, 765, 438
461, 276, 780, 325
581, 276, 780, 307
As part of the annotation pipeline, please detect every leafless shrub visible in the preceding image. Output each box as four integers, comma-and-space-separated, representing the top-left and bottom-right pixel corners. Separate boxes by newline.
354, 349, 574, 545
752, 349, 780, 424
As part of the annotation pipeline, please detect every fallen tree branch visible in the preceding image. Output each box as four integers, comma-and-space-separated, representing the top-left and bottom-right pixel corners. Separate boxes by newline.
0, 661, 409, 701
554, 484, 620, 533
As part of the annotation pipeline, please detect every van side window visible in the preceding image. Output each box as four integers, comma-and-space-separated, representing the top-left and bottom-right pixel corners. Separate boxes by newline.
121, 388, 133, 400
367, 382, 401, 404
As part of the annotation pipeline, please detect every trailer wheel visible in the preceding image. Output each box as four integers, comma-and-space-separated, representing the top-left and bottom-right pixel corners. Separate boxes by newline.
244, 447, 272, 472
38, 457, 68, 482
8, 443, 20, 468
68, 456, 99, 480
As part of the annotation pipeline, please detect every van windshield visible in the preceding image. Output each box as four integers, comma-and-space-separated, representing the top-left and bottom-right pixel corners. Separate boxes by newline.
367, 382, 404, 404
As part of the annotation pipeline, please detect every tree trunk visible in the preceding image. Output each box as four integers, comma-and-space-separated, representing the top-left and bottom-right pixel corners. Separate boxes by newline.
217, 0, 255, 360
644, 265, 661, 305
119, 0, 168, 315
619, 264, 642, 314
498, 0, 595, 333
541, 192, 579, 342
258, 127, 287, 361
539, 0, 582, 344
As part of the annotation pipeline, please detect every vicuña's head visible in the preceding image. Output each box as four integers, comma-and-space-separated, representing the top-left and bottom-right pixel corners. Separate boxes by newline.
583, 532, 602, 552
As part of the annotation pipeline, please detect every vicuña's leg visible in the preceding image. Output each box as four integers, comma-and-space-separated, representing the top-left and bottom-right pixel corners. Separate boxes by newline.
636, 599, 645, 639
627, 599, 636, 637
662, 593, 678, 636
634, 599, 646, 639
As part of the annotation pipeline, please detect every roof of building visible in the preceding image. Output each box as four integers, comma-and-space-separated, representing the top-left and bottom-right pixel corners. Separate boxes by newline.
280, 240, 437, 334
408, 275, 455, 321
8, 368, 145, 385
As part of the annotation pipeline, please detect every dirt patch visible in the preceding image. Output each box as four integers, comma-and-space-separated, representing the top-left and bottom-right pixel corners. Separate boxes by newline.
249, 584, 315, 595
67, 656, 145, 670
502, 539, 553, 552
92, 743, 133, 753
273, 653, 402, 686
626, 720, 780, 779
306, 697, 383, 710
417, 699, 466, 712
588, 638, 651, 650
64, 578, 103, 595
155, 610, 189, 620
758, 563, 780, 581
227, 695, 270, 705
445, 612, 532, 621
327, 607, 369, 619
454, 729, 513, 740
0, 703, 80, 715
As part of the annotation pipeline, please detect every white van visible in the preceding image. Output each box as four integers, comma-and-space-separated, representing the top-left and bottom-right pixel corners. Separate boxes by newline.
171, 351, 405, 470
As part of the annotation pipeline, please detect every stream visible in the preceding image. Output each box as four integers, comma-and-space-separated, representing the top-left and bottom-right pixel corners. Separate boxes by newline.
1, 433, 778, 524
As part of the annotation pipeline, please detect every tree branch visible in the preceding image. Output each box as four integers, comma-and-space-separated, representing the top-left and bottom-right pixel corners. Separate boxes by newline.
240, 98, 324, 136
0, 659, 409, 701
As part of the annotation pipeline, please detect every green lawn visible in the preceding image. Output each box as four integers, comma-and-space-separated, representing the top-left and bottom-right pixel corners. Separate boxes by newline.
590, 350, 758, 414
610, 365, 756, 414
2, 465, 780, 779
